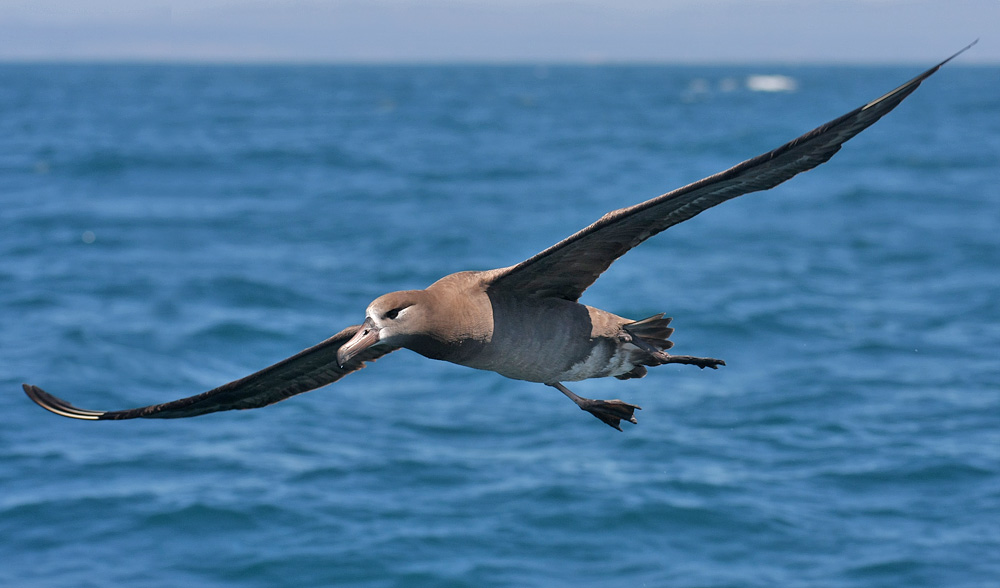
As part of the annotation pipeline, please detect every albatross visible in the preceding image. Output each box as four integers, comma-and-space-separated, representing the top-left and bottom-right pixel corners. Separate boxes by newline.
23, 45, 974, 430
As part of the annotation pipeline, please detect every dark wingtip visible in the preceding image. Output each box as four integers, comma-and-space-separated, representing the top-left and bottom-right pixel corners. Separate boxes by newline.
23, 384, 106, 420
925, 40, 977, 73
862, 41, 977, 113
931, 40, 978, 72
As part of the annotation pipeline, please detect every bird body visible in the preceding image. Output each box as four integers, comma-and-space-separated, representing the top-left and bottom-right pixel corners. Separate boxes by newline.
371, 272, 651, 384
23, 43, 976, 430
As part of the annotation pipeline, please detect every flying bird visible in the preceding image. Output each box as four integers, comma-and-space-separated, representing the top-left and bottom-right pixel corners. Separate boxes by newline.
23, 44, 974, 430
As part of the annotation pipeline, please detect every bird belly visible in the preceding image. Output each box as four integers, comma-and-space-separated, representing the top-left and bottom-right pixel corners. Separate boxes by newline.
477, 337, 638, 384
451, 295, 639, 384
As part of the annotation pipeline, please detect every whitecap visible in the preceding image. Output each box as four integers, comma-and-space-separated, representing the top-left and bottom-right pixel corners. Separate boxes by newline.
746, 74, 798, 92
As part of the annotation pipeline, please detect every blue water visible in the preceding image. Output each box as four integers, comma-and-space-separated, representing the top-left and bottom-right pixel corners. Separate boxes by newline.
2, 62, 998, 587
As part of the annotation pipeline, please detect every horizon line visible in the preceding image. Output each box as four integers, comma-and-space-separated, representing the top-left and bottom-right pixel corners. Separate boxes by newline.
1, 56, 997, 67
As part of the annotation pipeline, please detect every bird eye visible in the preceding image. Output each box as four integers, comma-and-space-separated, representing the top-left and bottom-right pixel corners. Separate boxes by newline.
385, 308, 401, 320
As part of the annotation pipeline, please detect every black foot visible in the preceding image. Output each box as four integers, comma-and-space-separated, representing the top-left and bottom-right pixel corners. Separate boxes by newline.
578, 398, 641, 431
653, 353, 726, 370
690, 356, 725, 370
549, 382, 641, 431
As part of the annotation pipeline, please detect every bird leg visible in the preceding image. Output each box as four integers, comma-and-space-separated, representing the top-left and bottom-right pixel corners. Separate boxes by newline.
651, 352, 725, 370
549, 382, 640, 431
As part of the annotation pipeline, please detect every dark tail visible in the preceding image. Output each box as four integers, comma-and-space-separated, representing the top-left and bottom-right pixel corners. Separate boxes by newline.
624, 313, 674, 351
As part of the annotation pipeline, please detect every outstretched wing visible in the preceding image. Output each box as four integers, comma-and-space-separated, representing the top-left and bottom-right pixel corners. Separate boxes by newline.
23, 325, 398, 420
487, 43, 975, 302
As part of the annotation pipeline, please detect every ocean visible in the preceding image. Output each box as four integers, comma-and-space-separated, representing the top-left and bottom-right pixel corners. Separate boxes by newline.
1, 61, 998, 587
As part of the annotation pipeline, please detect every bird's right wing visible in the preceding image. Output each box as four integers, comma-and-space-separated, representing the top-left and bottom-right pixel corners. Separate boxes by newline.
23, 325, 398, 420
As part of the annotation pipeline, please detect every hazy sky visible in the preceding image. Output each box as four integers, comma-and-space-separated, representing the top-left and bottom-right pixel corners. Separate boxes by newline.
0, 0, 995, 63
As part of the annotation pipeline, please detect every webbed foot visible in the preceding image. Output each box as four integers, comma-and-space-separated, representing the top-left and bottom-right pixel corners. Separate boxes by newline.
576, 397, 641, 431
549, 382, 641, 431
653, 353, 726, 369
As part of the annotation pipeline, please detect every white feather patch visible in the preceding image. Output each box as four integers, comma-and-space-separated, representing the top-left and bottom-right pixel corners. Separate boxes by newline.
559, 342, 637, 382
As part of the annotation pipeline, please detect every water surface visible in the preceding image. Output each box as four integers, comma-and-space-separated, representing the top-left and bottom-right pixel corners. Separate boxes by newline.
2, 62, 998, 587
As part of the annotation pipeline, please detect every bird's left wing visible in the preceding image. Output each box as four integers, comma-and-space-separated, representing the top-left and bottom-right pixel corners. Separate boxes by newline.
23, 325, 398, 420
486, 43, 975, 302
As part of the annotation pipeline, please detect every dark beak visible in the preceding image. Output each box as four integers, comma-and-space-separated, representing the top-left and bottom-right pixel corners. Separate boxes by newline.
337, 317, 380, 368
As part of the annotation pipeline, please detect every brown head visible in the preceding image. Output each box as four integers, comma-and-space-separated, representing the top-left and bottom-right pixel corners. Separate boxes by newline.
336, 290, 432, 367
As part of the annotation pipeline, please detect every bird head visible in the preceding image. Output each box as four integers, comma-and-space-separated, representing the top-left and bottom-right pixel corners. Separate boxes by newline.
336, 290, 426, 367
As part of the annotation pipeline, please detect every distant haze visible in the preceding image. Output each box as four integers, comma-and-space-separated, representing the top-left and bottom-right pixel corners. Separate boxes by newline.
0, 0, 995, 63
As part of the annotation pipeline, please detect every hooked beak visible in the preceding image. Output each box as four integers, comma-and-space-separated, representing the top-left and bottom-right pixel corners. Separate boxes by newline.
337, 317, 380, 368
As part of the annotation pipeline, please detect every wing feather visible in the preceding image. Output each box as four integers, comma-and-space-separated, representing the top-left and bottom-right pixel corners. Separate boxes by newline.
23, 325, 397, 420
487, 43, 975, 301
